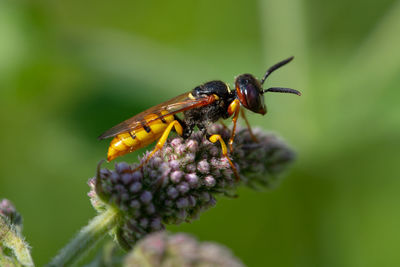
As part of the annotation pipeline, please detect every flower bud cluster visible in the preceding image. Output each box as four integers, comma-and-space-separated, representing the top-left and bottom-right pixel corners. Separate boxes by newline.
0, 199, 22, 229
124, 231, 244, 267
89, 124, 295, 248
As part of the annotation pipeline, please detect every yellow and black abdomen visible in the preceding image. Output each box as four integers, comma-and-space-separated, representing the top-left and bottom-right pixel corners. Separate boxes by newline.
107, 112, 174, 161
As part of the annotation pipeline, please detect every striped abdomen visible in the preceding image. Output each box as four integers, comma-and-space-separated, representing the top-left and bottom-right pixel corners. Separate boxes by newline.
107, 112, 174, 161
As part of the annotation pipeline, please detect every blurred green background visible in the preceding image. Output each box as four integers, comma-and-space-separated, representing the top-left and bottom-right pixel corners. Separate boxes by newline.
1, 0, 400, 266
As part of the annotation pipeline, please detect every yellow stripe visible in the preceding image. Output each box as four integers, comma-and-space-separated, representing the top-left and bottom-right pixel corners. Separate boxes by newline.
111, 137, 127, 152
120, 132, 137, 147
110, 112, 176, 161
134, 128, 152, 142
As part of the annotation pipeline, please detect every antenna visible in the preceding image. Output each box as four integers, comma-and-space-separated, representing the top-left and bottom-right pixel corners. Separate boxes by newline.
260, 56, 294, 85
263, 87, 301, 96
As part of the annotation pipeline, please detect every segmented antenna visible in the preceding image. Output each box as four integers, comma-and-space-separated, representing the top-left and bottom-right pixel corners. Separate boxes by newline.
260, 56, 294, 85
263, 87, 301, 96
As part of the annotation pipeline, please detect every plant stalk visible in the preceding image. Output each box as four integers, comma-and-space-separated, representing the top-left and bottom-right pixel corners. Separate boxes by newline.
47, 207, 119, 267
0, 216, 33, 266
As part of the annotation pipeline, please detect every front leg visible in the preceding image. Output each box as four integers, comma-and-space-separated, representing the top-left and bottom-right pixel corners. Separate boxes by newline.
240, 109, 258, 143
207, 133, 240, 181
227, 99, 241, 152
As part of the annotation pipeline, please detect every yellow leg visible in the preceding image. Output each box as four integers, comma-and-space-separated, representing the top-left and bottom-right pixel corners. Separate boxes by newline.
227, 99, 241, 152
209, 134, 240, 181
240, 109, 258, 143
132, 120, 183, 172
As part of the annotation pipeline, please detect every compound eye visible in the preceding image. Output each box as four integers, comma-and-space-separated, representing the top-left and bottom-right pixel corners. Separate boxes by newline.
244, 82, 260, 108
235, 75, 266, 114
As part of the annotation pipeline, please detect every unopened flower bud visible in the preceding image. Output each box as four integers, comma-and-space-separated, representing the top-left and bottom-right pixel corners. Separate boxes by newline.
89, 124, 295, 249
123, 232, 244, 267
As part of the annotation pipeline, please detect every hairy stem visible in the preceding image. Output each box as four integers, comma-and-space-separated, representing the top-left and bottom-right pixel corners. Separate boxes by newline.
0, 216, 33, 266
47, 207, 119, 267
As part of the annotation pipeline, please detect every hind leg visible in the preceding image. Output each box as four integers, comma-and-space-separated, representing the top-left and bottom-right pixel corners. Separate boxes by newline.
132, 120, 183, 172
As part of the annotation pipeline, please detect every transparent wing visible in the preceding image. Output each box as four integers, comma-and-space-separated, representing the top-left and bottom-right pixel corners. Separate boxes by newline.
98, 92, 214, 140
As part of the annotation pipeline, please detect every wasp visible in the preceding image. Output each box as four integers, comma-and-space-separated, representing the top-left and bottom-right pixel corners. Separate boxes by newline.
98, 57, 301, 179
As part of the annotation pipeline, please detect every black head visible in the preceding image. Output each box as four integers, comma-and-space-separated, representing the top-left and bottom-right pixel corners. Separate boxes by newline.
235, 73, 266, 114
234, 56, 301, 115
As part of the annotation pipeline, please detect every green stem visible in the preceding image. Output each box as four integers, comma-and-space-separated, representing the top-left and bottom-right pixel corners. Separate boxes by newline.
0, 216, 33, 266
47, 207, 120, 267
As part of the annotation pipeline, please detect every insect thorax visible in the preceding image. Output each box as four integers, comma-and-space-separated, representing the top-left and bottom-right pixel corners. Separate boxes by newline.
192, 80, 232, 99
183, 80, 235, 130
